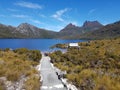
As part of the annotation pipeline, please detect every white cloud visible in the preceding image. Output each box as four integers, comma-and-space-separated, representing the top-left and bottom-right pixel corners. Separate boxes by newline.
12, 14, 42, 24
12, 15, 29, 18
52, 8, 69, 22
70, 21, 79, 26
39, 14, 46, 18
45, 25, 65, 31
15, 1, 42, 9
29, 19, 42, 24
7, 8, 18, 12
88, 9, 96, 15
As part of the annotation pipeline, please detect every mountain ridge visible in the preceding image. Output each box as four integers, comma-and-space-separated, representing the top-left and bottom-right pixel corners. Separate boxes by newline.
0, 20, 120, 39
58, 20, 103, 39
77, 21, 120, 39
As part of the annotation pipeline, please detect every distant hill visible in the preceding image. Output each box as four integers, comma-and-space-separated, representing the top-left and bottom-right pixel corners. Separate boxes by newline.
0, 20, 120, 39
0, 23, 57, 38
0, 24, 19, 38
14, 23, 57, 38
59, 23, 82, 37
78, 21, 120, 39
82, 21, 103, 31
58, 21, 103, 39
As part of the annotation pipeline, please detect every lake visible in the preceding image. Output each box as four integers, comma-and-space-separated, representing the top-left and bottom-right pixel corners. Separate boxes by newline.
0, 39, 86, 52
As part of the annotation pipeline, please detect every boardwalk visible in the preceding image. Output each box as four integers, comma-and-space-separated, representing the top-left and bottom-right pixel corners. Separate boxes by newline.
40, 54, 67, 90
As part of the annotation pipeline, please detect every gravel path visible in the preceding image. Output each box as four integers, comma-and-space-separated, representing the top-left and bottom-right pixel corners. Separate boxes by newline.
40, 54, 67, 90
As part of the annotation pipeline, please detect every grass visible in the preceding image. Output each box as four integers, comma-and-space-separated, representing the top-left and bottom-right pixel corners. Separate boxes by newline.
0, 48, 42, 89
49, 38, 120, 90
24, 75, 40, 90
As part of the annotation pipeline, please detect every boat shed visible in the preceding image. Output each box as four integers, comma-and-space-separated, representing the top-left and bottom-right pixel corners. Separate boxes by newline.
68, 43, 80, 49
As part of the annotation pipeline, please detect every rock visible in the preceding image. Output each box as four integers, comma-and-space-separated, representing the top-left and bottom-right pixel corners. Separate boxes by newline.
0, 77, 7, 81
0, 60, 5, 64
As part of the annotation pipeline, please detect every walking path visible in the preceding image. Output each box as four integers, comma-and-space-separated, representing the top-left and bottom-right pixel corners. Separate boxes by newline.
39, 54, 67, 90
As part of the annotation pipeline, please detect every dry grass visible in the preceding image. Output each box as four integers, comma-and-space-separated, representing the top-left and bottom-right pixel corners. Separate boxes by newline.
49, 38, 120, 90
0, 49, 41, 89
24, 75, 40, 90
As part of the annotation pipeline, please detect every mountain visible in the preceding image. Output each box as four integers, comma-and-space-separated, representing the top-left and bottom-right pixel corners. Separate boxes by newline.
82, 21, 103, 31
0, 24, 16, 38
59, 23, 82, 35
58, 21, 103, 39
60, 23, 81, 32
0, 20, 119, 39
78, 21, 120, 39
0, 23, 57, 38
14, 23, 57, 38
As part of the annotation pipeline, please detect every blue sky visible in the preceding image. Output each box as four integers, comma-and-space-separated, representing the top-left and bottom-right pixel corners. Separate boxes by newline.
0, 0, 120, 31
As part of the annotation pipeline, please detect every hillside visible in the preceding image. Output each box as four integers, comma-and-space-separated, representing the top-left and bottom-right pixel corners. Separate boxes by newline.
0, 48, 42, 90
14, 23, 57, 38
0, 24, 15, 38
78, 21, 120, 39
49, 38, 120, 90
82, 21, 103, 31
58, 21, 103, 39
0, 23, 57, 38
0, 20, 120, 39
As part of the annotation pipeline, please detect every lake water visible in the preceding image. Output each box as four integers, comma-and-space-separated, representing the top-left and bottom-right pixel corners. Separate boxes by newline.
0, 39, 86, 52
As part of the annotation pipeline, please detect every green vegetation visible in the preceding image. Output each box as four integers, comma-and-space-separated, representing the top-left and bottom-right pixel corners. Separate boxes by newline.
14, 48, 42, 62
51, 43, 67, 49
24, 75, 40, 90
49, 38, 120, 90
0, 48, 42, 90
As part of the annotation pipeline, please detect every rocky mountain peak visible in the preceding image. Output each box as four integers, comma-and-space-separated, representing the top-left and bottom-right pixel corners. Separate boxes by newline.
17, 23, 32, 28
83, 21, 103, 28
65, 23, 78, 29
16, 23, 39, 34
60, 23, 82, 35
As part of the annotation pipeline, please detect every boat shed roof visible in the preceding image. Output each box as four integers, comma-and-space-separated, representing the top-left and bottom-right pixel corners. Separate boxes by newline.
69, 43, 79, 47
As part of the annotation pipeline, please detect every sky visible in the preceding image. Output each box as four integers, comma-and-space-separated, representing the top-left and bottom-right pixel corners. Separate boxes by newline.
0, 0, 120, 31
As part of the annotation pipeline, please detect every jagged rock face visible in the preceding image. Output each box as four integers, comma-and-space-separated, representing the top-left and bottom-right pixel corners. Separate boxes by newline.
0, 20, 119, 39
83, 21, 103, 28
59, 21, 103, 39
16, 23, 39, 36
59, 23, 82, 38
63, 23, 79, 29
60, 21, 103, 33
82, 21, 103, 31
79, 21, 120, 39
15, 23, 57, 38
60, 23, 80, 32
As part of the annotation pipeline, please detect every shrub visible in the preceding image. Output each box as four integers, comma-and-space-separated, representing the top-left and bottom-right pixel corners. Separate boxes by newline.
94, 75, 120, 90
49, 38, 120, 89
0, 81, 5, 90
6, 70, 21, 81
25, 75, 40, 90
14, 48, 29, 54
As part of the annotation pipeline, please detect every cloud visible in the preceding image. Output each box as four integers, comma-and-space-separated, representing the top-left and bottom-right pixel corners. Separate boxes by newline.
7, 8, 18, 12
12, 14, 29, 18
12, 14, 42, 24
39, 14, 46, 18
52, 8, 69, 22
29, 19, 42, 24
70, 21, 79, 26
88, 9, 96, 15
15, 1, 42, 9
45, 25, 65, 31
